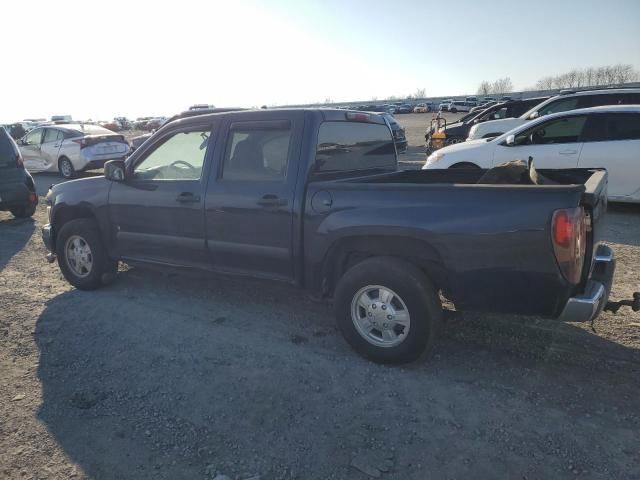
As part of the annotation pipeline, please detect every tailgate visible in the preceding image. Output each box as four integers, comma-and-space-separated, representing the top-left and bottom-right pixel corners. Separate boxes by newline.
579, 169, 608, 246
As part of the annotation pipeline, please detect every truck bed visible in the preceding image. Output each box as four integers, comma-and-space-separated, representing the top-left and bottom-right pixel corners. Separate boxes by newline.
304, 168, 608, 318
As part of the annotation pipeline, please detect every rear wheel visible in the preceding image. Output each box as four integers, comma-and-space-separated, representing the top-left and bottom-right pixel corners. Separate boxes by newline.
58, 157, 75, 179
10, 204, 36, 218
334, 257, 442, 364
56, 218, 117, 290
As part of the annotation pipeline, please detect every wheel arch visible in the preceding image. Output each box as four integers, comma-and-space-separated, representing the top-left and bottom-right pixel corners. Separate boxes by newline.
51, 204, 97, 250
320, 235, 449, 298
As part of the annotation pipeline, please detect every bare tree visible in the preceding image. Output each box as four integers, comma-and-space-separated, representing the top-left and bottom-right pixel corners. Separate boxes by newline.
491, 77, 513, 94
413, 88, 426, 99
477, 81, 492, 96
534, 64, 639, 90
536, 76, 555, 90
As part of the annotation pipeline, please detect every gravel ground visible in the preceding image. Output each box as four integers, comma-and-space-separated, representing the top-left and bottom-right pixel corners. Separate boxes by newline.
1, 119, 640, 479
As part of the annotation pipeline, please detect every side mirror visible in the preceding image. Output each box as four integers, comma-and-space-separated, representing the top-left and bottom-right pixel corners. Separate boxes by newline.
505, 134, 515, 146
529, 111, 539, 120
104, 159, 126, 182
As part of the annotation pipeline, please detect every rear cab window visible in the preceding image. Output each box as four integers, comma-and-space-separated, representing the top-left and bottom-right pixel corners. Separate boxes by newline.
315, 121, 396, 173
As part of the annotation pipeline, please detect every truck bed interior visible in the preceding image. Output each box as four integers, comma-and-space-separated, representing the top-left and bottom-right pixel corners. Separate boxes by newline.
347, 168, 602, 187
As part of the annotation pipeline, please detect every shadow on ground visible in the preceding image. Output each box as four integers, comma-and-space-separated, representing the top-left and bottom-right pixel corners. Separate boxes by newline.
35, 267, 640, 479
603, 202, 640, 247
0, 214, 35, 272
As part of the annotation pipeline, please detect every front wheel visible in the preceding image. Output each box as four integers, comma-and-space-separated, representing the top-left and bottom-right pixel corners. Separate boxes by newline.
56, 218, 117, 290
334, 257, 442, 364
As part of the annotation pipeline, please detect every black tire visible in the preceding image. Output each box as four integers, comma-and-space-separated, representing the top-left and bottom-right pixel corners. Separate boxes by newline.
55, 218, 117, 290
450, 108, 457, 113
334, 257, 442, 364
449, 162, 480, 169
58, 157, 75, 179
445, 137, 464, 146
10, 204, 36, 218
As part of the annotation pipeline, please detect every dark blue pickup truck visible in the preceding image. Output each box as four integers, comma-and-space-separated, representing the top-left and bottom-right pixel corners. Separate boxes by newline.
42, 108, 627, 363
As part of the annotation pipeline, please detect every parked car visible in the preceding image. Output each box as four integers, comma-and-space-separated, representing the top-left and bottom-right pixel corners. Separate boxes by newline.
395, 104, 414, 114
379, 112, 407, 153
51, 115, 72, 123
448, 101, 474, 113
189, 104, 216, 110
43, 108, 624, 364
499, 96, 512, 101
424, 105, 640, 203
0, 128, 38, 218
467, 88, 640, 140
465, 96, 478, 105
428, 97, 551, 145
469, 101, 498, 113
413, 103, 432, 113
439, 99, 453, 111
18, 124, 130, 178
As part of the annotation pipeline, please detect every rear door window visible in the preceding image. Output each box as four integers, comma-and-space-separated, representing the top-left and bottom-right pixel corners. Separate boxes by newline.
583, 113, 640, 142
222, 121, 292, 182
43, 129, 63, 144
316, 121, 396, 172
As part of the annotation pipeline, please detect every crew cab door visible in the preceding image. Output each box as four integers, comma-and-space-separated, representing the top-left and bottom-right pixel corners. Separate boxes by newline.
493, 114, 587, 168
578, 112, 640, 199
204, 111, 304, 280
108, 121, 215, 266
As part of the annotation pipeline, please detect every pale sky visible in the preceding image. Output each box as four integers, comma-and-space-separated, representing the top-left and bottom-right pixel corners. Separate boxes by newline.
2, 0, 639, 122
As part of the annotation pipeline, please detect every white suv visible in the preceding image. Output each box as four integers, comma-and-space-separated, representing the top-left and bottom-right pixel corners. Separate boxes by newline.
467, 88, 640, 140
424, 105, 640, 203
19, 124, 130, 178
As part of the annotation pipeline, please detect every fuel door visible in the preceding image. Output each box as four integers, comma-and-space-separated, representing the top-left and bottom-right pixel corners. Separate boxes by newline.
311, 190, 333, 213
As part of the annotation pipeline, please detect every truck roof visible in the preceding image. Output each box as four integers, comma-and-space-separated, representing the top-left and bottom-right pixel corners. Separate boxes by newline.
171, 108, 388, 127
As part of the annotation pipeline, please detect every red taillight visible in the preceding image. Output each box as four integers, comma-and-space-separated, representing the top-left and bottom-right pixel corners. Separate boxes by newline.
553, 210, 572, 248
16, 152, 24, 167
551, 207, 586, 284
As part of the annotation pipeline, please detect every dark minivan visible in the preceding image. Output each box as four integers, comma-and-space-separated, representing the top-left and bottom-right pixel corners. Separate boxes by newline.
0, 128, 38, 218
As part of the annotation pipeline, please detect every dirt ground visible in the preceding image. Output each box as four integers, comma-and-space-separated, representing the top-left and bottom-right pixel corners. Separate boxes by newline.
1, 118, 640, 479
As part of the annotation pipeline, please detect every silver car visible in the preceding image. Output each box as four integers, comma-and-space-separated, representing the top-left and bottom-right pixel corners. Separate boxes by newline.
19, 124, 130, 178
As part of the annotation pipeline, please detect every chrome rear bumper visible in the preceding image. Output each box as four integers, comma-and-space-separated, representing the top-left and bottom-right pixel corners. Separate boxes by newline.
557, 245, 615, 323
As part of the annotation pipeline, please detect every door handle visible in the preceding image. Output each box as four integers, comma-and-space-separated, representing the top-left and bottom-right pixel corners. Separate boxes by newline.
559, 149, 578, 155
257, 194, 287, 207
176, 192, 200, 203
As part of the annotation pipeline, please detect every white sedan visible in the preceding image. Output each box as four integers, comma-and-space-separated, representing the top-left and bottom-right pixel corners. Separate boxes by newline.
19, 124, 130, 178
423, 105, 640, 203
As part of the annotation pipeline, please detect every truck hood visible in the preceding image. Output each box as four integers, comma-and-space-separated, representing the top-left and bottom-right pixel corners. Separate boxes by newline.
49, 176, 111, 209
469, 117, 526, 139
